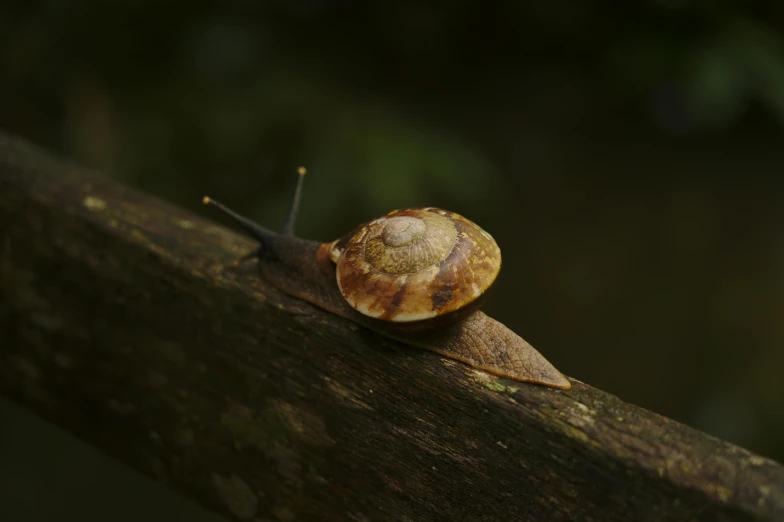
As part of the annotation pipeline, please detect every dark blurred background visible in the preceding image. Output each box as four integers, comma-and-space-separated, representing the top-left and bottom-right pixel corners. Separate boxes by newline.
2, 0, 783, 520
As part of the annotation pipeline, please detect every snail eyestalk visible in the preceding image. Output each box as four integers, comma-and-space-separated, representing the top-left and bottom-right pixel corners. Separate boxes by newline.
282, 166, 307, 237
202, 196, 276, 251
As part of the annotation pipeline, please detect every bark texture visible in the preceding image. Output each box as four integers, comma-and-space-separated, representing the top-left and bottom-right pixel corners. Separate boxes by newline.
0, 132, 782, 522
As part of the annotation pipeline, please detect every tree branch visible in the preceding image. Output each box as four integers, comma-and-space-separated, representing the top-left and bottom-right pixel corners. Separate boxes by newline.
0, 132, 781, 521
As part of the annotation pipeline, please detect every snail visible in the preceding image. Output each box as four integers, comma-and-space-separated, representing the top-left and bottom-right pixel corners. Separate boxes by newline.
203, 168, 570, 390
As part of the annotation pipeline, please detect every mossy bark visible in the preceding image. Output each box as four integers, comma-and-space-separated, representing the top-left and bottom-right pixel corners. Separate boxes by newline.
0, 132, 782, 521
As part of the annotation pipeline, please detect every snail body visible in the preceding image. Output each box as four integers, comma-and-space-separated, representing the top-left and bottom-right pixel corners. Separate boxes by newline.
203, 170, 570, 390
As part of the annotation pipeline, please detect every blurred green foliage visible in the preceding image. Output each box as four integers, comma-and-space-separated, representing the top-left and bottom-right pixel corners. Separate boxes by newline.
2, 1, 784, 519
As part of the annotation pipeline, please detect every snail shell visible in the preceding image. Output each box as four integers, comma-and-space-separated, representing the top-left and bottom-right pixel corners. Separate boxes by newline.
329, 208, 501, 325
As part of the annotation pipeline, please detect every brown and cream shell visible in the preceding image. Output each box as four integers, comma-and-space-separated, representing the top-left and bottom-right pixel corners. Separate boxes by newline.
329, 207, 501, 324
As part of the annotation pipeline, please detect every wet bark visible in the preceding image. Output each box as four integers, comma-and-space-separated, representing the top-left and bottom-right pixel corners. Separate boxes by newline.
0, 132, 782, 521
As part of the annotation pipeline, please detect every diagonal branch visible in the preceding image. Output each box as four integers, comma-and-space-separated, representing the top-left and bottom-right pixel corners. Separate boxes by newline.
0, 132, 781, 522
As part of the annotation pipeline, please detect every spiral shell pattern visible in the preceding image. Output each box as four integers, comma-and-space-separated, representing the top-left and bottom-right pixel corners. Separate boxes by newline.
334, 207, 501, 323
